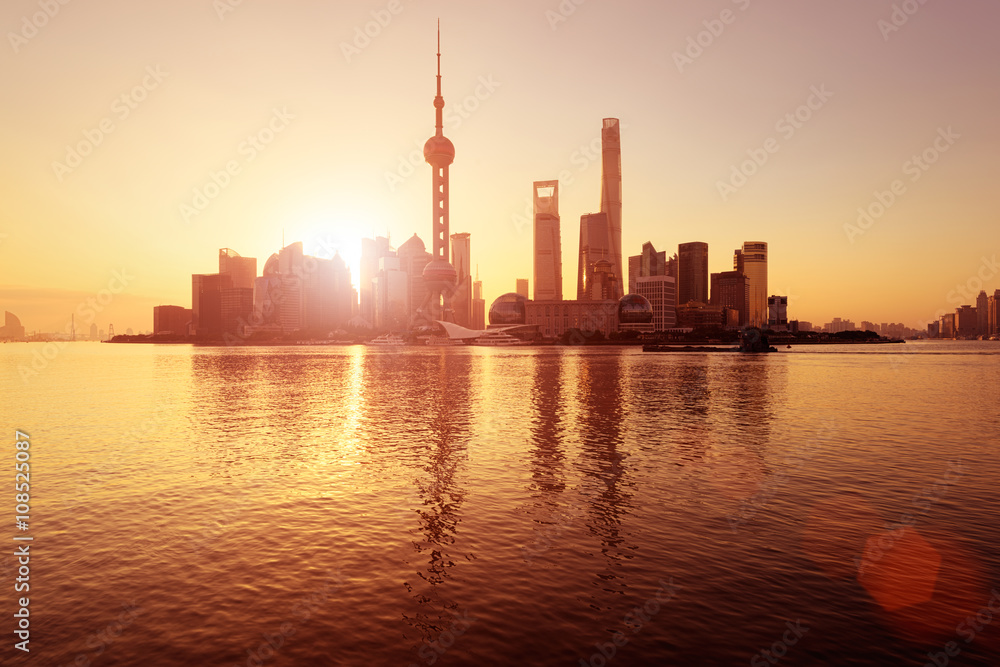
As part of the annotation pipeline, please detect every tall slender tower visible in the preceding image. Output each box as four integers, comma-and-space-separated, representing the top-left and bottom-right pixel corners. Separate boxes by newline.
421, 21, 458, 322
533, 180, 562, 301
600, 118, 623, 299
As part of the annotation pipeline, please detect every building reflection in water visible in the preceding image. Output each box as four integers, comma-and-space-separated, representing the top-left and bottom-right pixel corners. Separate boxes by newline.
572, 352, 635, 597
673, 357, 712, 464
704, 358, 778, 504
528, 352, 568, 499
401, 351, 474, 643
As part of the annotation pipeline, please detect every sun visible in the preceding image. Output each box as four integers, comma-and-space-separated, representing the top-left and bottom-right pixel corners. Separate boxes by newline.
290, 217, 372, 290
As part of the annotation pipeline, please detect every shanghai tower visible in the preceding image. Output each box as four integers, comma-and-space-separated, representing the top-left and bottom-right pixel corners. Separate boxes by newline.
600, 118, 623, 300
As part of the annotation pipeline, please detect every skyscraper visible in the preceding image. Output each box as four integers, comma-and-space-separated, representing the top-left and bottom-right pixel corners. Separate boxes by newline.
533, 180, 562, 301
192, 272, 231, 337
472, 267, 485, 330
450, 232, 472, 328
577, 118, 624, 301
577, 212, 615, 300
735, 242, 768, 327
219, 248, 256, 289
977, 290, 988, 336
955, 305, 977, 338
600, 118, 623, 299
516, 279, 529, 298
710, 270, 749, 326
635, 275, 677, 331
678, 242, 709, 306
421, 24, 458, 323
628, 241, 667, 293
988, 290, 1000, 336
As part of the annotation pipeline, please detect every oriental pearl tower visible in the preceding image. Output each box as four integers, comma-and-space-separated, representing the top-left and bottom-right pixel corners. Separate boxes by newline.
421, 22, 458, 323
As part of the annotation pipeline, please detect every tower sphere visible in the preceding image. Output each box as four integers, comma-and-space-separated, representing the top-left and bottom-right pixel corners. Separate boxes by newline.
422, 257, 458, 284
424, 135, 455, 164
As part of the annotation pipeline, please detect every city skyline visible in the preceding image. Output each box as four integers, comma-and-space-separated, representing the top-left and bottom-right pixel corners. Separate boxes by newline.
2, 1, 999, 334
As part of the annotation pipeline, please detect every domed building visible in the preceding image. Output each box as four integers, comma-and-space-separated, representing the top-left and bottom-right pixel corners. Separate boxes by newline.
618, 294, 654, 333
489, 293, 528, 326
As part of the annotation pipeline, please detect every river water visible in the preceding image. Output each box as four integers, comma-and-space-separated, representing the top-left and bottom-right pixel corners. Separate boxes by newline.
1, 341, 999, 666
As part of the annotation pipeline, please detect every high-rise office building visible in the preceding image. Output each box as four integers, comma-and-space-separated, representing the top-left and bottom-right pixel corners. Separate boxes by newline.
421, 25, 459, 323
767, 295, 788, 328
472, 268, 485, 330
988, 290, 1000, 336
940, 313, 956, 338
361, 236, 393, 326
710, 270, 749, 326
735, 242, 768, 327
678, 242, 709, 306
249, 242, 352, 336
450, 232, 472, 328
635, 275, 677, 331
516, 279, 529, 299
628, 242, 667, 294
373, 251, 409, 332
89, 322, 98, 341
577, 212, 617, 300
219, 248, 256, 290
397, 234, 433, 326
192, 273, 231, 337
533, 180, 562, 301
955, 305, 977, 338
977, 290, 989, 336
600, 118, 623, 299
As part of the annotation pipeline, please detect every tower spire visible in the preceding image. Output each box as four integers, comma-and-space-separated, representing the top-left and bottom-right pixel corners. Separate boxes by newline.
434, 19, 444, 137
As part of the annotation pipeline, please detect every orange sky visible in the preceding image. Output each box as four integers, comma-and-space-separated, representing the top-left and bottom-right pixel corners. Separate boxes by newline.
1, 0, 999, 333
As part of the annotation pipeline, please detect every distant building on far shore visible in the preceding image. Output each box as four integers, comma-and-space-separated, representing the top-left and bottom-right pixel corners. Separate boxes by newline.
989, 290, 1000, 337
940, 313, 956, 338
153, 306, 192, 336
0, 311, 25, 341
767, 295, 788, 329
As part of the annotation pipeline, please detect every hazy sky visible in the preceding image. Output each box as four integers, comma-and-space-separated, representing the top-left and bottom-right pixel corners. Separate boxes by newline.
2, 0, 999, 333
